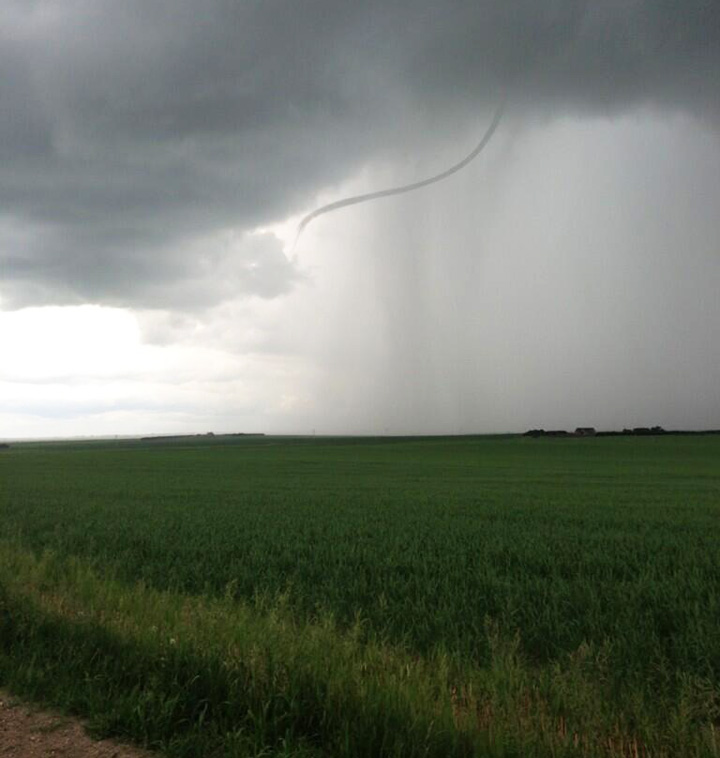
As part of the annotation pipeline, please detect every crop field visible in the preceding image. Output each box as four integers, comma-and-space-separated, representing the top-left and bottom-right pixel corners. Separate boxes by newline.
0, 435, 718, 757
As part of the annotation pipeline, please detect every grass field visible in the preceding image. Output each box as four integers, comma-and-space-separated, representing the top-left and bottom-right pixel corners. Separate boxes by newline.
0, 434, 718, 756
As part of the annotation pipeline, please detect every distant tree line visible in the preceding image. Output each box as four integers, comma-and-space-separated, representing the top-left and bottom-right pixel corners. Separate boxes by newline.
524, 426, 720, 438
140, 433, 265, 442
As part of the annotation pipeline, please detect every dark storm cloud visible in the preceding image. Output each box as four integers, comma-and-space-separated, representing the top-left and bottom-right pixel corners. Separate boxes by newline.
1, 0, 718, 309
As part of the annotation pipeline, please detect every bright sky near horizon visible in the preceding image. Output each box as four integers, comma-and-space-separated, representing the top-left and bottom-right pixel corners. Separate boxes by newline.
2, 1, 719, 438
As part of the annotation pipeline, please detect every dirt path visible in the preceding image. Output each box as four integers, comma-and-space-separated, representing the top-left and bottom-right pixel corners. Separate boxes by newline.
0, 692, 155, 758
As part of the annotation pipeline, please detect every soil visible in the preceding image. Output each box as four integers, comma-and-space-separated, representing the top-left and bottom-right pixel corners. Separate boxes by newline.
0, 692, 155, 758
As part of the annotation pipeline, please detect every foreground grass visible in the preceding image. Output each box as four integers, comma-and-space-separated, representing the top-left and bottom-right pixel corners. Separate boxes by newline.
1, 543, 718, 757
1, 435, 719, 755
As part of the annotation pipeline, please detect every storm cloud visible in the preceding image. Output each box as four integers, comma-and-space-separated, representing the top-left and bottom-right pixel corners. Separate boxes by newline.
1, 0, 718, 310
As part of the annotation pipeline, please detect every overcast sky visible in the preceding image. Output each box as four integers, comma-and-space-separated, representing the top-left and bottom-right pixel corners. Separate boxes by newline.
1, 0, 719, 438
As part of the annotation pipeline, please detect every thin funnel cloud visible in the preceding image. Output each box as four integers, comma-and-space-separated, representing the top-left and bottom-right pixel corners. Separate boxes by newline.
293, 98, 506, 251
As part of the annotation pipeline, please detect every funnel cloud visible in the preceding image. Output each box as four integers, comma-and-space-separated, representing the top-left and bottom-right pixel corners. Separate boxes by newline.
294, 100, 505, 249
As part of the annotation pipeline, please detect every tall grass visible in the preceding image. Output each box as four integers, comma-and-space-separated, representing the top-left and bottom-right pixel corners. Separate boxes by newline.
1, 544, 717, 757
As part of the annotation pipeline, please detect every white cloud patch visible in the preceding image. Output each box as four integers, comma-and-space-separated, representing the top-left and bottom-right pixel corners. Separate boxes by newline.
0, 303, 318, 438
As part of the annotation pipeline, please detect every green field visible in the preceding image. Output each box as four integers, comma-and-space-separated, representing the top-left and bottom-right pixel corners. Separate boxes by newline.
0, 435, 718, 756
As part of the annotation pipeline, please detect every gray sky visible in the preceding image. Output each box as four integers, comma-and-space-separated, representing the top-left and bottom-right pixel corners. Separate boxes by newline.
1, 0, 719, 436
